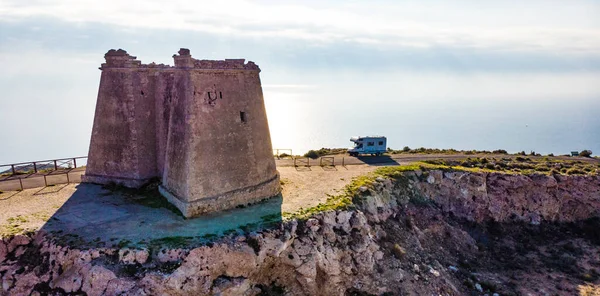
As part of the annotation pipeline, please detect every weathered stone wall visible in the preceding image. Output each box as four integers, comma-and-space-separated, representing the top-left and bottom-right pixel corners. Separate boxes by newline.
84, 51, 158, 187
84, 48, 280, 216
160, 54, 278, 216
154, 72, 175, 177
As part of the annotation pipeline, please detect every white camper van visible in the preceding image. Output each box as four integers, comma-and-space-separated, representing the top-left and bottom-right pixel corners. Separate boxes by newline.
348, 136, 387, 156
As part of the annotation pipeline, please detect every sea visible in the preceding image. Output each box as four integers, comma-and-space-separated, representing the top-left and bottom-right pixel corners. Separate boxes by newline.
263, 72, 600, 156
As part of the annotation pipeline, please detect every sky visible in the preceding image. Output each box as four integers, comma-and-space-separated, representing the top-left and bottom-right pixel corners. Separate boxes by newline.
0, 0, 599, 163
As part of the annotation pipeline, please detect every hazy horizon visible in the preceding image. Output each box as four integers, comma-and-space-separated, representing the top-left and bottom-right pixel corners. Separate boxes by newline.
1, 0, 599, 163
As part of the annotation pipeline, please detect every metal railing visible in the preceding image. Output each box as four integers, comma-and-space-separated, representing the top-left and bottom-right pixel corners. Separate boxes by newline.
294, 157, 310, 167
0, 156, 87, 191
319, 156, 335, 167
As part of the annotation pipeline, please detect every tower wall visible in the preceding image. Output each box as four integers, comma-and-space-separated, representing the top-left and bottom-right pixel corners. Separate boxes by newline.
84, 50, 159, 187
159, 51, 279, 216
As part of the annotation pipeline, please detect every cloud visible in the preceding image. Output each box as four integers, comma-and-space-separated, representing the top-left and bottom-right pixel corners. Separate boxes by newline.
1, 0, 599, 55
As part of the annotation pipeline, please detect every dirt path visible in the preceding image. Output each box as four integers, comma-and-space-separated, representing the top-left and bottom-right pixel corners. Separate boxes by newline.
279, 165, 376, 213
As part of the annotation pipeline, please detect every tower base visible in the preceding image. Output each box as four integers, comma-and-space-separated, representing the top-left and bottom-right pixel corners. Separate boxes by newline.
158, 173, 281, 218
82, 174, 155, 189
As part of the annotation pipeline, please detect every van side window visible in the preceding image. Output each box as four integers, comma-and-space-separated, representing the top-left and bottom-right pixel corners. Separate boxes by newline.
367, 142, 374, 146
378, 141, 384, 145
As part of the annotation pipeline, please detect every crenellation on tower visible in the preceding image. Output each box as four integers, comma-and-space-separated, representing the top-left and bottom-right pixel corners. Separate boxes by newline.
101, 49, 142, 68
84, 48, 280, 218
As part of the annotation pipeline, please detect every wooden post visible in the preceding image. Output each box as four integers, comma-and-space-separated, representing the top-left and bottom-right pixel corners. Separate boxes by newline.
66, 172, 70, 184
54, 160, 58, 170
44, 175, 47, 187
73, 158, 77, 168
342, 157, 345, 167
11, 165, 15, 175
19, 178, 23, 191
33, 162, 37, 173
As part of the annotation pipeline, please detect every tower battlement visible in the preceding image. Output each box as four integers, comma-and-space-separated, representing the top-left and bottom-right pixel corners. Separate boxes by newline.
101, 49, 142, 68
101, 48, 260, 71
84, 48, 280, 217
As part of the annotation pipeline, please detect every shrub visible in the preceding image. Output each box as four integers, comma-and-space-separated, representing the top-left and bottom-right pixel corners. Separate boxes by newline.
492, 149, 508, 154
580, 150, 593, 157
402, 146, 411, 152
304, 150, 319, 159
515, 156, 526, 162
392, 244, 407, 259
548, 153, 554, 157
566, 168, 586, 175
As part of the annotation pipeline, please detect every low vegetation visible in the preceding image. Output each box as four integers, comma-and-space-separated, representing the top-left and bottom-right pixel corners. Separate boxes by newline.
102, 180, 184, 218
283, 163, 430, 220
422, 157, 599, 176
300, 146, 595, 159
303, 148, 348, 159
149, 236, 195, 248
0, 212, 51, 237
387, 147, 509, 155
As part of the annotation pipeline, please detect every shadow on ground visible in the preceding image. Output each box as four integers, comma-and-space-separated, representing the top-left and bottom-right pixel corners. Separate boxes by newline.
39, 182, 283, 248
357, 155, 400, 166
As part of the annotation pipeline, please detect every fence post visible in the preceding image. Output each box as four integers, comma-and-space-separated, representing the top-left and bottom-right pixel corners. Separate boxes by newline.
54, 160, 58, 171
44, 175, 47, 187
11, 165, 15, 175
33, 162, 37, 173
66, 172, 70, 184
342, 157, 345, 167
19, 178, 23, 191
307, 158, 310, 167
73, 158, 77, 168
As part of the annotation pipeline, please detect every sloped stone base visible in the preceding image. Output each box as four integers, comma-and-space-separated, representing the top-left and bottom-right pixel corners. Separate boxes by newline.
159, 173, 281, 218
82, 174, 154, 188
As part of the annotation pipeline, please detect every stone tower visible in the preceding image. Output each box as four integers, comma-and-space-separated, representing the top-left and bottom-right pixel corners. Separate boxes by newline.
84, 48, 280, 217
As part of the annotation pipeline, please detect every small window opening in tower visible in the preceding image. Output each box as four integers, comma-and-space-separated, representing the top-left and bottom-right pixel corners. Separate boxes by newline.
208, 92, 212, 100
140, 90, 144, 95
240, 111, 247, 123
219, 91, 223, 99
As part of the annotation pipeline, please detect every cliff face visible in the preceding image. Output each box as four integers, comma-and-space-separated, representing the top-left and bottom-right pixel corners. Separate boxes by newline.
1, 171, 600, 295
364, 170, 600, 224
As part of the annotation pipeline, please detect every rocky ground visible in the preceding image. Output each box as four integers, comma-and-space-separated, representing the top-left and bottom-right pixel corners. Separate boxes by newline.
1, 169, 600, 295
